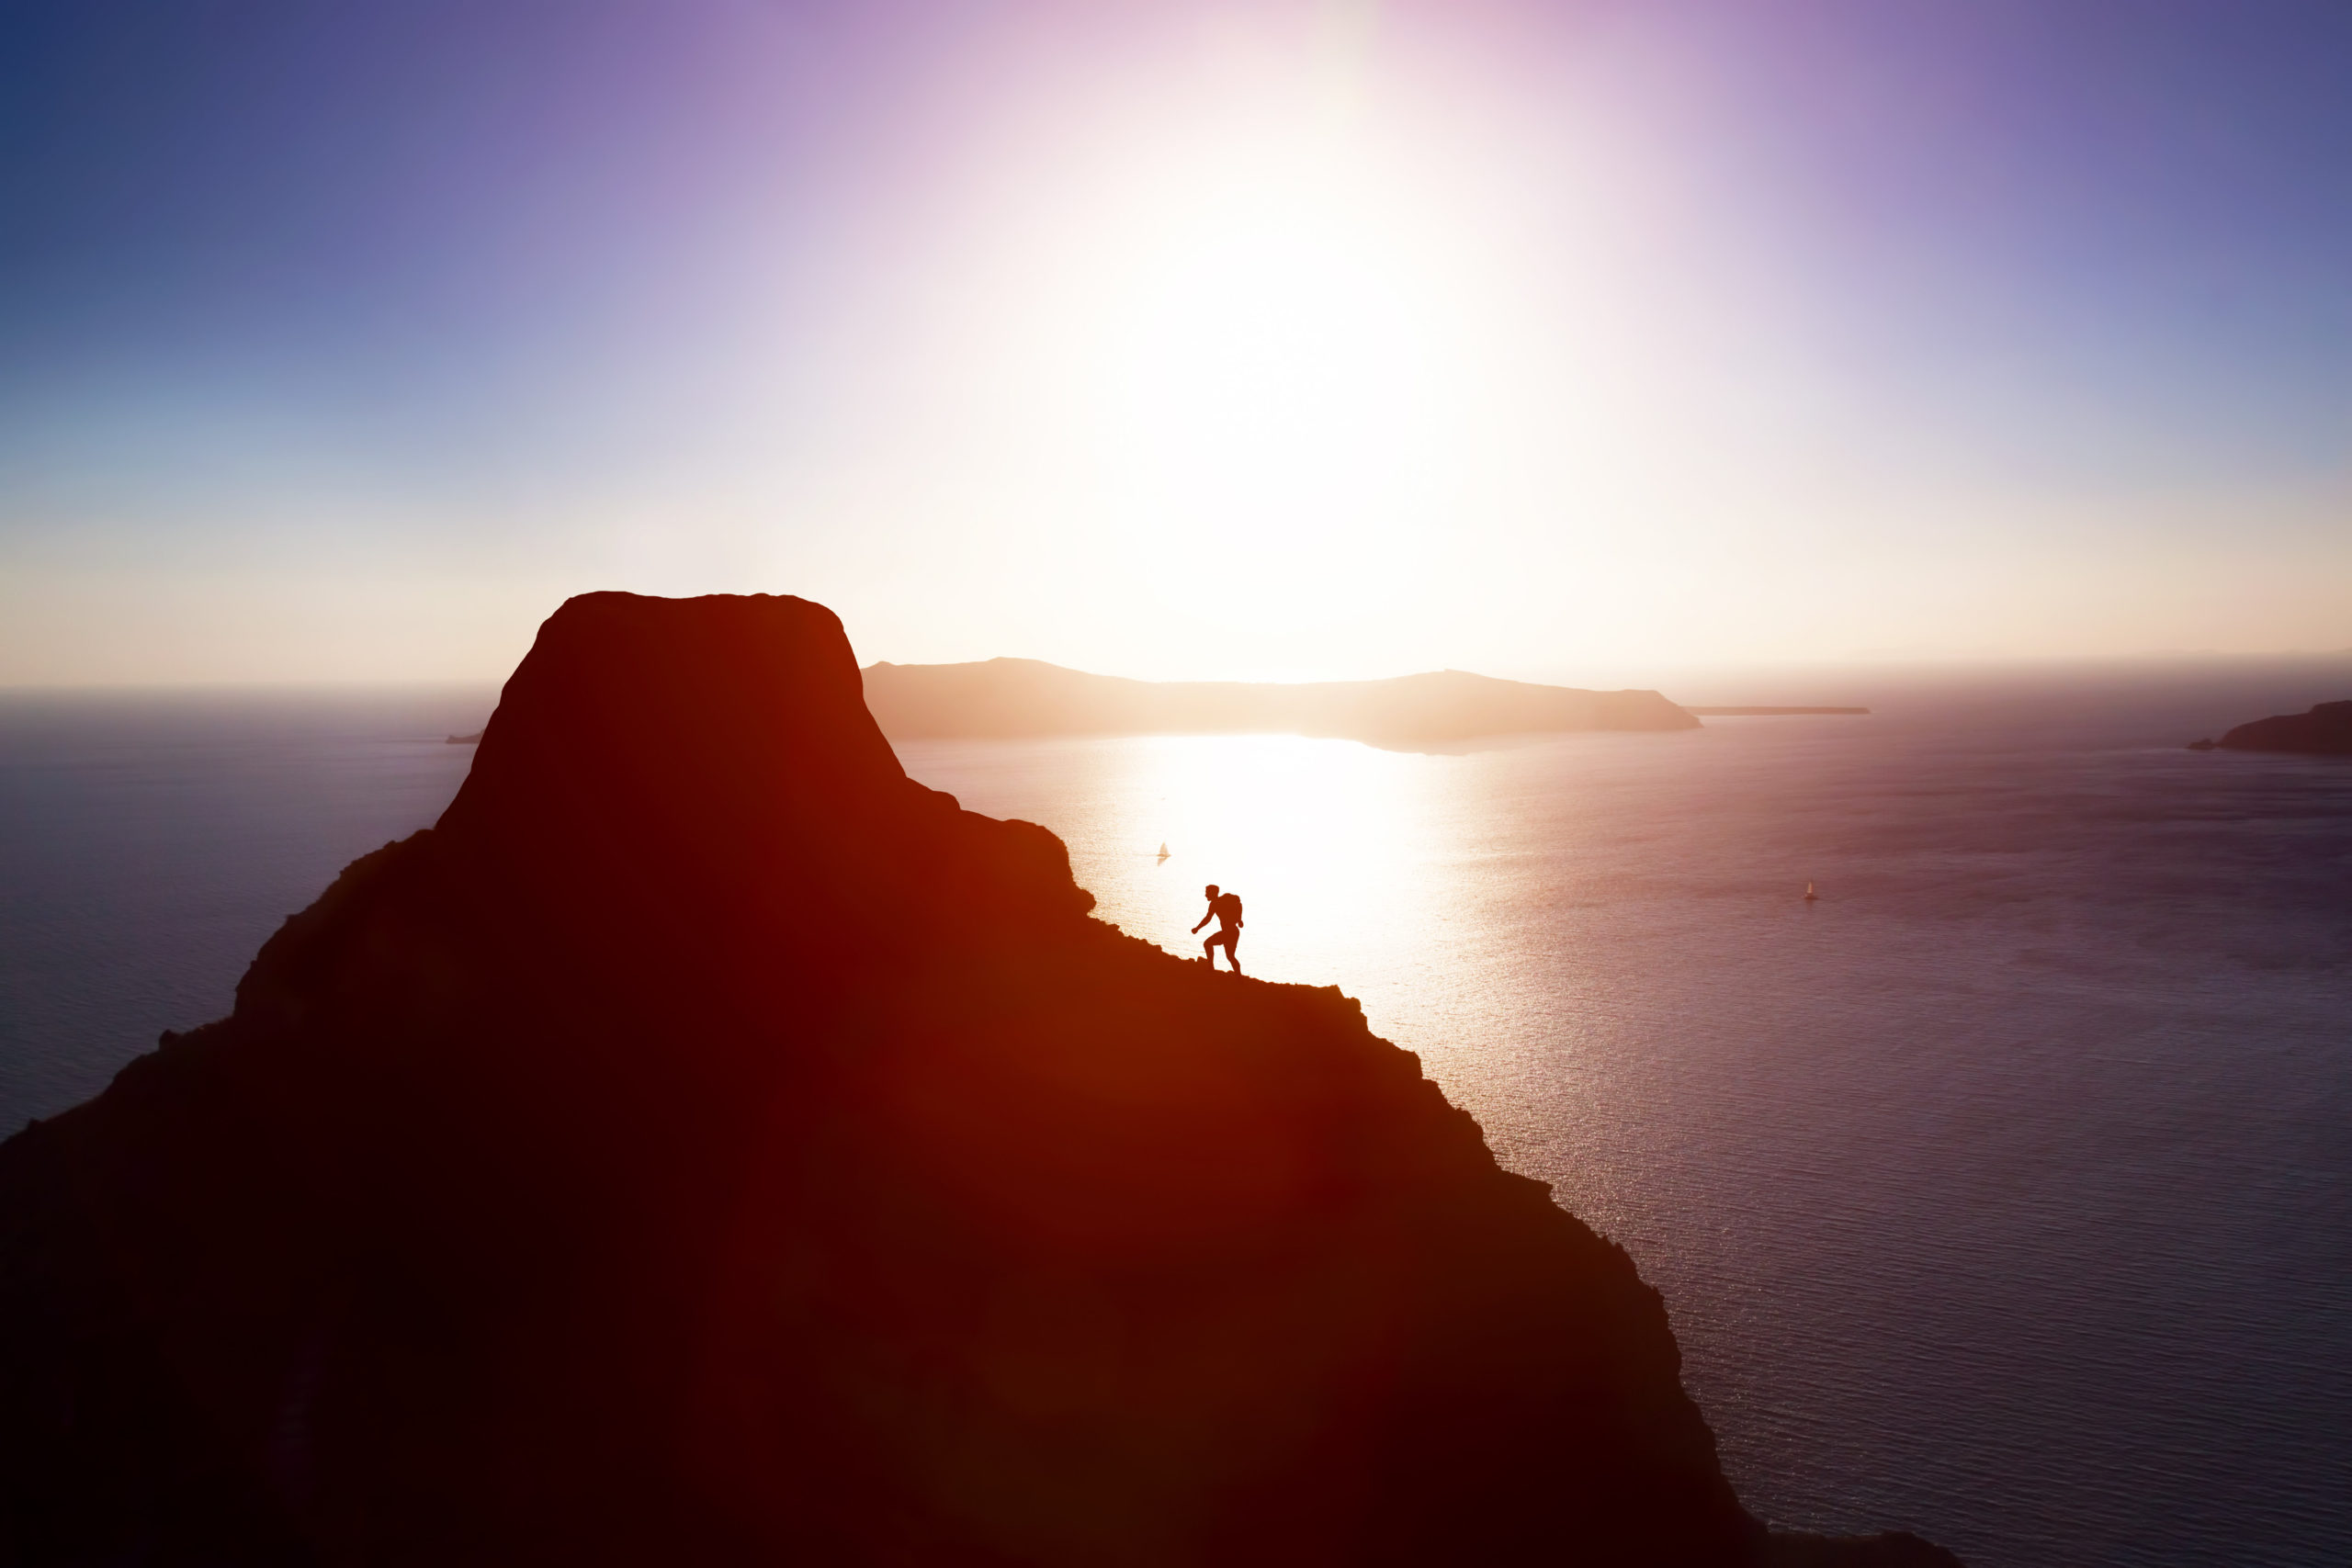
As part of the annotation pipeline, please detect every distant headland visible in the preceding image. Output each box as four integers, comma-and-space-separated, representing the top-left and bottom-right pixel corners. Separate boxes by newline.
1682, 706, 1871, 717
2188, 699, 2352, 755
862, 658, 1697, 748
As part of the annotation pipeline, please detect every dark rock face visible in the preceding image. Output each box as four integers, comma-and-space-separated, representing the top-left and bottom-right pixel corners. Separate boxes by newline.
0, 594, 1952, 1566
2216, 699, 2352, 755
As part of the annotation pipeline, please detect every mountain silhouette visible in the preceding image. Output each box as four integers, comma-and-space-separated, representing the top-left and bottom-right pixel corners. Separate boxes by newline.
0, 593, 1952, 1565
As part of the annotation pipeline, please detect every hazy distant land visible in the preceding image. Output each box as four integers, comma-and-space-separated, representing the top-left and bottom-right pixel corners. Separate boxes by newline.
862, 658, 1700, 747
2188, 698, 2352, 755
1682, 705, 1871, 716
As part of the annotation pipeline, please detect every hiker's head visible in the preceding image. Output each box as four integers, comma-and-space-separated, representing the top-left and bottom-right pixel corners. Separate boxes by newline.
1204, 885, 1219, 898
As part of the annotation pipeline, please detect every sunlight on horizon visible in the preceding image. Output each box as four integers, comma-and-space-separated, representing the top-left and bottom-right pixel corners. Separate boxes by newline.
904, 732, 1463, 993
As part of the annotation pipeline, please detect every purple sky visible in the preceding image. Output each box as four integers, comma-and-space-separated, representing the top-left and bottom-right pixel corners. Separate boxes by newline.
3, 1, 2346, 682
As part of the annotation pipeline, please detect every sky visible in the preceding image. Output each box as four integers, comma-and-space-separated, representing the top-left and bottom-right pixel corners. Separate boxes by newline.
2, 0, 2347, 685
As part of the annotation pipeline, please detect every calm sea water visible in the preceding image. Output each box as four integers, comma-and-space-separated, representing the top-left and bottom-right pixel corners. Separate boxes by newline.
4, 666, 2348, 1567
0, 690, 492, 1126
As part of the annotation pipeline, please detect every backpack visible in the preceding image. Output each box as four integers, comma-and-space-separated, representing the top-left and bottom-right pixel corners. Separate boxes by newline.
1223, 893, 1244, 926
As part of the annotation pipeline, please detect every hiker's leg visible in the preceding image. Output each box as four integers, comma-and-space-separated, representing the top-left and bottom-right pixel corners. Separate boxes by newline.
1227, 931, 1242, 974
1202, 934, 1219, 966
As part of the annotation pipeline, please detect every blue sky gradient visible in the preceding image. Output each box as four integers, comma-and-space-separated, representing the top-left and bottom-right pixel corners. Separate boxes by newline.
3, 1, 2346, 681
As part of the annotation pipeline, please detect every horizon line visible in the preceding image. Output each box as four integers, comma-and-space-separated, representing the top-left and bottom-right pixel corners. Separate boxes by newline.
6, 645, 2352, 698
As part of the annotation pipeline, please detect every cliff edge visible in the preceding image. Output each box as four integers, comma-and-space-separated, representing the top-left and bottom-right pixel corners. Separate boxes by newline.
0, 593, 1951, 1565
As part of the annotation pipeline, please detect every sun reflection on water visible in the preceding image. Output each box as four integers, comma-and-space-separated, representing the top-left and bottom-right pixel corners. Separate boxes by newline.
1101, 734, 1450, 971
894, 730, 1602, 1179
907, 733, 1467, 994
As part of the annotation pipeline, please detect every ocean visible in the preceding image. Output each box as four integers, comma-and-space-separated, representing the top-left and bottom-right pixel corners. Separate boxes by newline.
3, 664, 2347, 1567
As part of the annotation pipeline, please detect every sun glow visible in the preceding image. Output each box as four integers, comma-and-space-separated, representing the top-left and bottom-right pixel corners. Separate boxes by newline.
1102, 159, 1467, 499
964, 110, 1544, 637
812, 30, 1761, 675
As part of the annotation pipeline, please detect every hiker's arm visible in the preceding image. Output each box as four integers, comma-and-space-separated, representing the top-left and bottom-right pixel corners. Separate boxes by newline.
1191, 912, 1209, 932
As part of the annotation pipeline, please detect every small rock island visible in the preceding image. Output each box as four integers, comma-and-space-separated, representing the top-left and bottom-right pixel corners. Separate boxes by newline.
0, 594, 1954, 1565
2188, 699, 2352, 755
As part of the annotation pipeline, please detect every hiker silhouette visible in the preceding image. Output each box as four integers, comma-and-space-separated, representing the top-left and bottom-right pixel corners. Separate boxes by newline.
1192, 884, 1244, 973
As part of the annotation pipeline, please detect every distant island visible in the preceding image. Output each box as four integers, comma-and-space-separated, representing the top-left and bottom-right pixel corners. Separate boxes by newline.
862, 658, 1696, 747
2188, 699, 2352, 755
1681, 706, 1871, 717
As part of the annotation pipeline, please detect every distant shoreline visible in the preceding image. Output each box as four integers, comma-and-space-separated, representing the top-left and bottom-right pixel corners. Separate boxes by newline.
2189, 698, 2352, 756
862, 659, 1698, 748
1681, 705, 1871, 716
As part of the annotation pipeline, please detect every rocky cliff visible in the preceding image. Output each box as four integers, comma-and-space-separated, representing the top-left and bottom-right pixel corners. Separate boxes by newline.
861, 658, 1697, 748
0, 593, 1951, 1566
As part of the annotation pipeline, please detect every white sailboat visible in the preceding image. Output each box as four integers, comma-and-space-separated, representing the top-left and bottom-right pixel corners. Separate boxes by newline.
1157, 842, 1171, 863
1804, 880, 1818, 902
